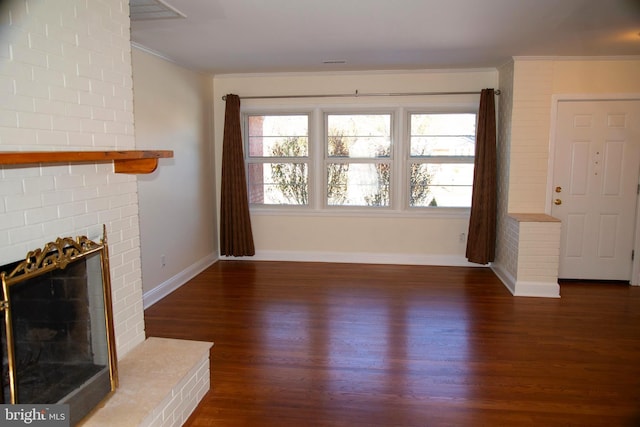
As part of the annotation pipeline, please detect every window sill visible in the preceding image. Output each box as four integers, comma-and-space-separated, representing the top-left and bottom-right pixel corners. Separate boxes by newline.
249, 206, 471, 219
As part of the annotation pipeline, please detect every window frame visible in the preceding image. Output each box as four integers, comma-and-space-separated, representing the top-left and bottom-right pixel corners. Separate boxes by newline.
241, 104, 478, 217
323, 110, 395, 210
243, 111, 312, 208
405, 109, 477, 211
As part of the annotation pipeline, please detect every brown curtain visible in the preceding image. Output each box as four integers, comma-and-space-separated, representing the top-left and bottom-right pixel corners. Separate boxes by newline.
220, 94, 255, 256
466, 88, 497, 264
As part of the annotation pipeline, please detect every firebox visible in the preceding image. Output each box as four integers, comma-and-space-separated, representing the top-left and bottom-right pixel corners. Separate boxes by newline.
0, 227, 118, 426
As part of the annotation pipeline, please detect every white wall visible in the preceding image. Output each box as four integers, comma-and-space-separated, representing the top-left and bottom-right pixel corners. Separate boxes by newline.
551, 59, 640, 94
509, 58, 640, 213
508, 59, 555, 213
493, 57, 640, 293
213, 69, 497, 264
548, 59, 640, 286
131, 47, 217, 306
0, 0, 145, 356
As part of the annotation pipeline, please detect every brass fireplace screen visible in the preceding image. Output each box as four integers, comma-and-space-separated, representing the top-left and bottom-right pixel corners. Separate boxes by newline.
0, 227, 118, 424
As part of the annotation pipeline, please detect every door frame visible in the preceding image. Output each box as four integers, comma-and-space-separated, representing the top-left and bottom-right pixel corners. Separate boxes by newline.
547, 94, 640, 285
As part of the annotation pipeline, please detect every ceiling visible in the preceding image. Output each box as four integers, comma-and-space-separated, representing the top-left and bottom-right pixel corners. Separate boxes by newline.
129, 0, 640, 74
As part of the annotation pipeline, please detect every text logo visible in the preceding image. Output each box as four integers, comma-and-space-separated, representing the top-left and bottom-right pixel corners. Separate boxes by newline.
1, 405, 69, 426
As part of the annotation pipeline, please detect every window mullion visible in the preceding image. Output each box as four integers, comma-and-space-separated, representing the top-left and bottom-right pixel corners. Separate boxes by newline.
311, 108, 323, 210
393, 107, 405, 211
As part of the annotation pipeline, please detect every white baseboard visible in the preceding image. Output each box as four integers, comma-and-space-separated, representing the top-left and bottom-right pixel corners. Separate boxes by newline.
143, 253, 217, 309
491, 263, 517, 294
491, 263, 560, 298
220, 250, 483, 267
512, 280, 560, 298
145, 251, 559, 302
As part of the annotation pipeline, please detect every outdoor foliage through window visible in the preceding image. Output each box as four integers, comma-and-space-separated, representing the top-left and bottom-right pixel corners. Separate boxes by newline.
327, 114, 391, 207
409, 113, 476, 207
246, 114, 309, 205
244, 110, 476, 210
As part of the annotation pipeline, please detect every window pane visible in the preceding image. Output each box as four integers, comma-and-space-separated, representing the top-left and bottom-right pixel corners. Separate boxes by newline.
411, 113, 476, 135
410, 163, 473, 207
327, 114, 391, 158
248, 115, 308, 157
410, 114, 476, 156
411, 136, 475, 156
248, 162, 308, 205
327, 162, 390, 207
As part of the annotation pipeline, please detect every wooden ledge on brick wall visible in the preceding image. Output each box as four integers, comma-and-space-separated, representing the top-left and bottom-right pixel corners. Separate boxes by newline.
508, 213, 560, 223
0, 150, 174, 174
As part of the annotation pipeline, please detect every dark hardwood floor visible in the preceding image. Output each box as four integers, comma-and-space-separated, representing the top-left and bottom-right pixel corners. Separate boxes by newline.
144, 261, 640, 426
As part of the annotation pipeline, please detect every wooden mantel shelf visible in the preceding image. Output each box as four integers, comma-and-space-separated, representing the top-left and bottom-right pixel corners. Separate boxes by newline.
0, 150, 173, 174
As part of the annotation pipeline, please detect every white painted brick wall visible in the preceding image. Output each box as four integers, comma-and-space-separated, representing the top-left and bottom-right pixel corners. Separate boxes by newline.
143, 354, 211, 427
494, 60, 561, 296
0, 0, 144, 357
517, 221, 561, 283
502, 215, 519, 280
509, 59, 554, 213
495, 60, 519, 279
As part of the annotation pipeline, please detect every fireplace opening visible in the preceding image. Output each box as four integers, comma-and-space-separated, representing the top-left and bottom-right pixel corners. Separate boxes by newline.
1, 230, 117, 426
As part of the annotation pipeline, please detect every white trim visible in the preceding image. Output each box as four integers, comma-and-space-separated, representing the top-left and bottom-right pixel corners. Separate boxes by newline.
214, 68, 499, 79
491, 263, 560, 297
220, 250, 483, 267
513, 281, 560, 298
131, 42, 211, 76
143, 253, 218, 309
513, 55, 640, 62
551, 93, 640, 102
491, 262, 517, 295
152, 0, 187, 18
131, 42, 177, 64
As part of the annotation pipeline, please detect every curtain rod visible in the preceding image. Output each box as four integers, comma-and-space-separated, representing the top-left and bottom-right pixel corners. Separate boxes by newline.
221, 89, 500, 101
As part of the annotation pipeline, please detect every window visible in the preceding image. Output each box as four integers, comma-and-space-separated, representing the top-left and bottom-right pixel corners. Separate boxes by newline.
244, 108, 476, 211
246, 114, 309, 206
326, 113, 392, 207
408, 113, 476, 208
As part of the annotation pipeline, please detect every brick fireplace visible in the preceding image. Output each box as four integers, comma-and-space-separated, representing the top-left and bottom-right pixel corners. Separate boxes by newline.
1, 231, 212, 426
0, 0, 146, 359
1, 1, 212, 425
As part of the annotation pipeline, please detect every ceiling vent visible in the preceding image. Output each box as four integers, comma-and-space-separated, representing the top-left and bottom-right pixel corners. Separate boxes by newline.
130, 0, 186, 21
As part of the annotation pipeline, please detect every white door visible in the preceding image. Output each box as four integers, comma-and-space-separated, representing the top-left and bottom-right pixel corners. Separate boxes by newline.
552, 100, 640, 280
